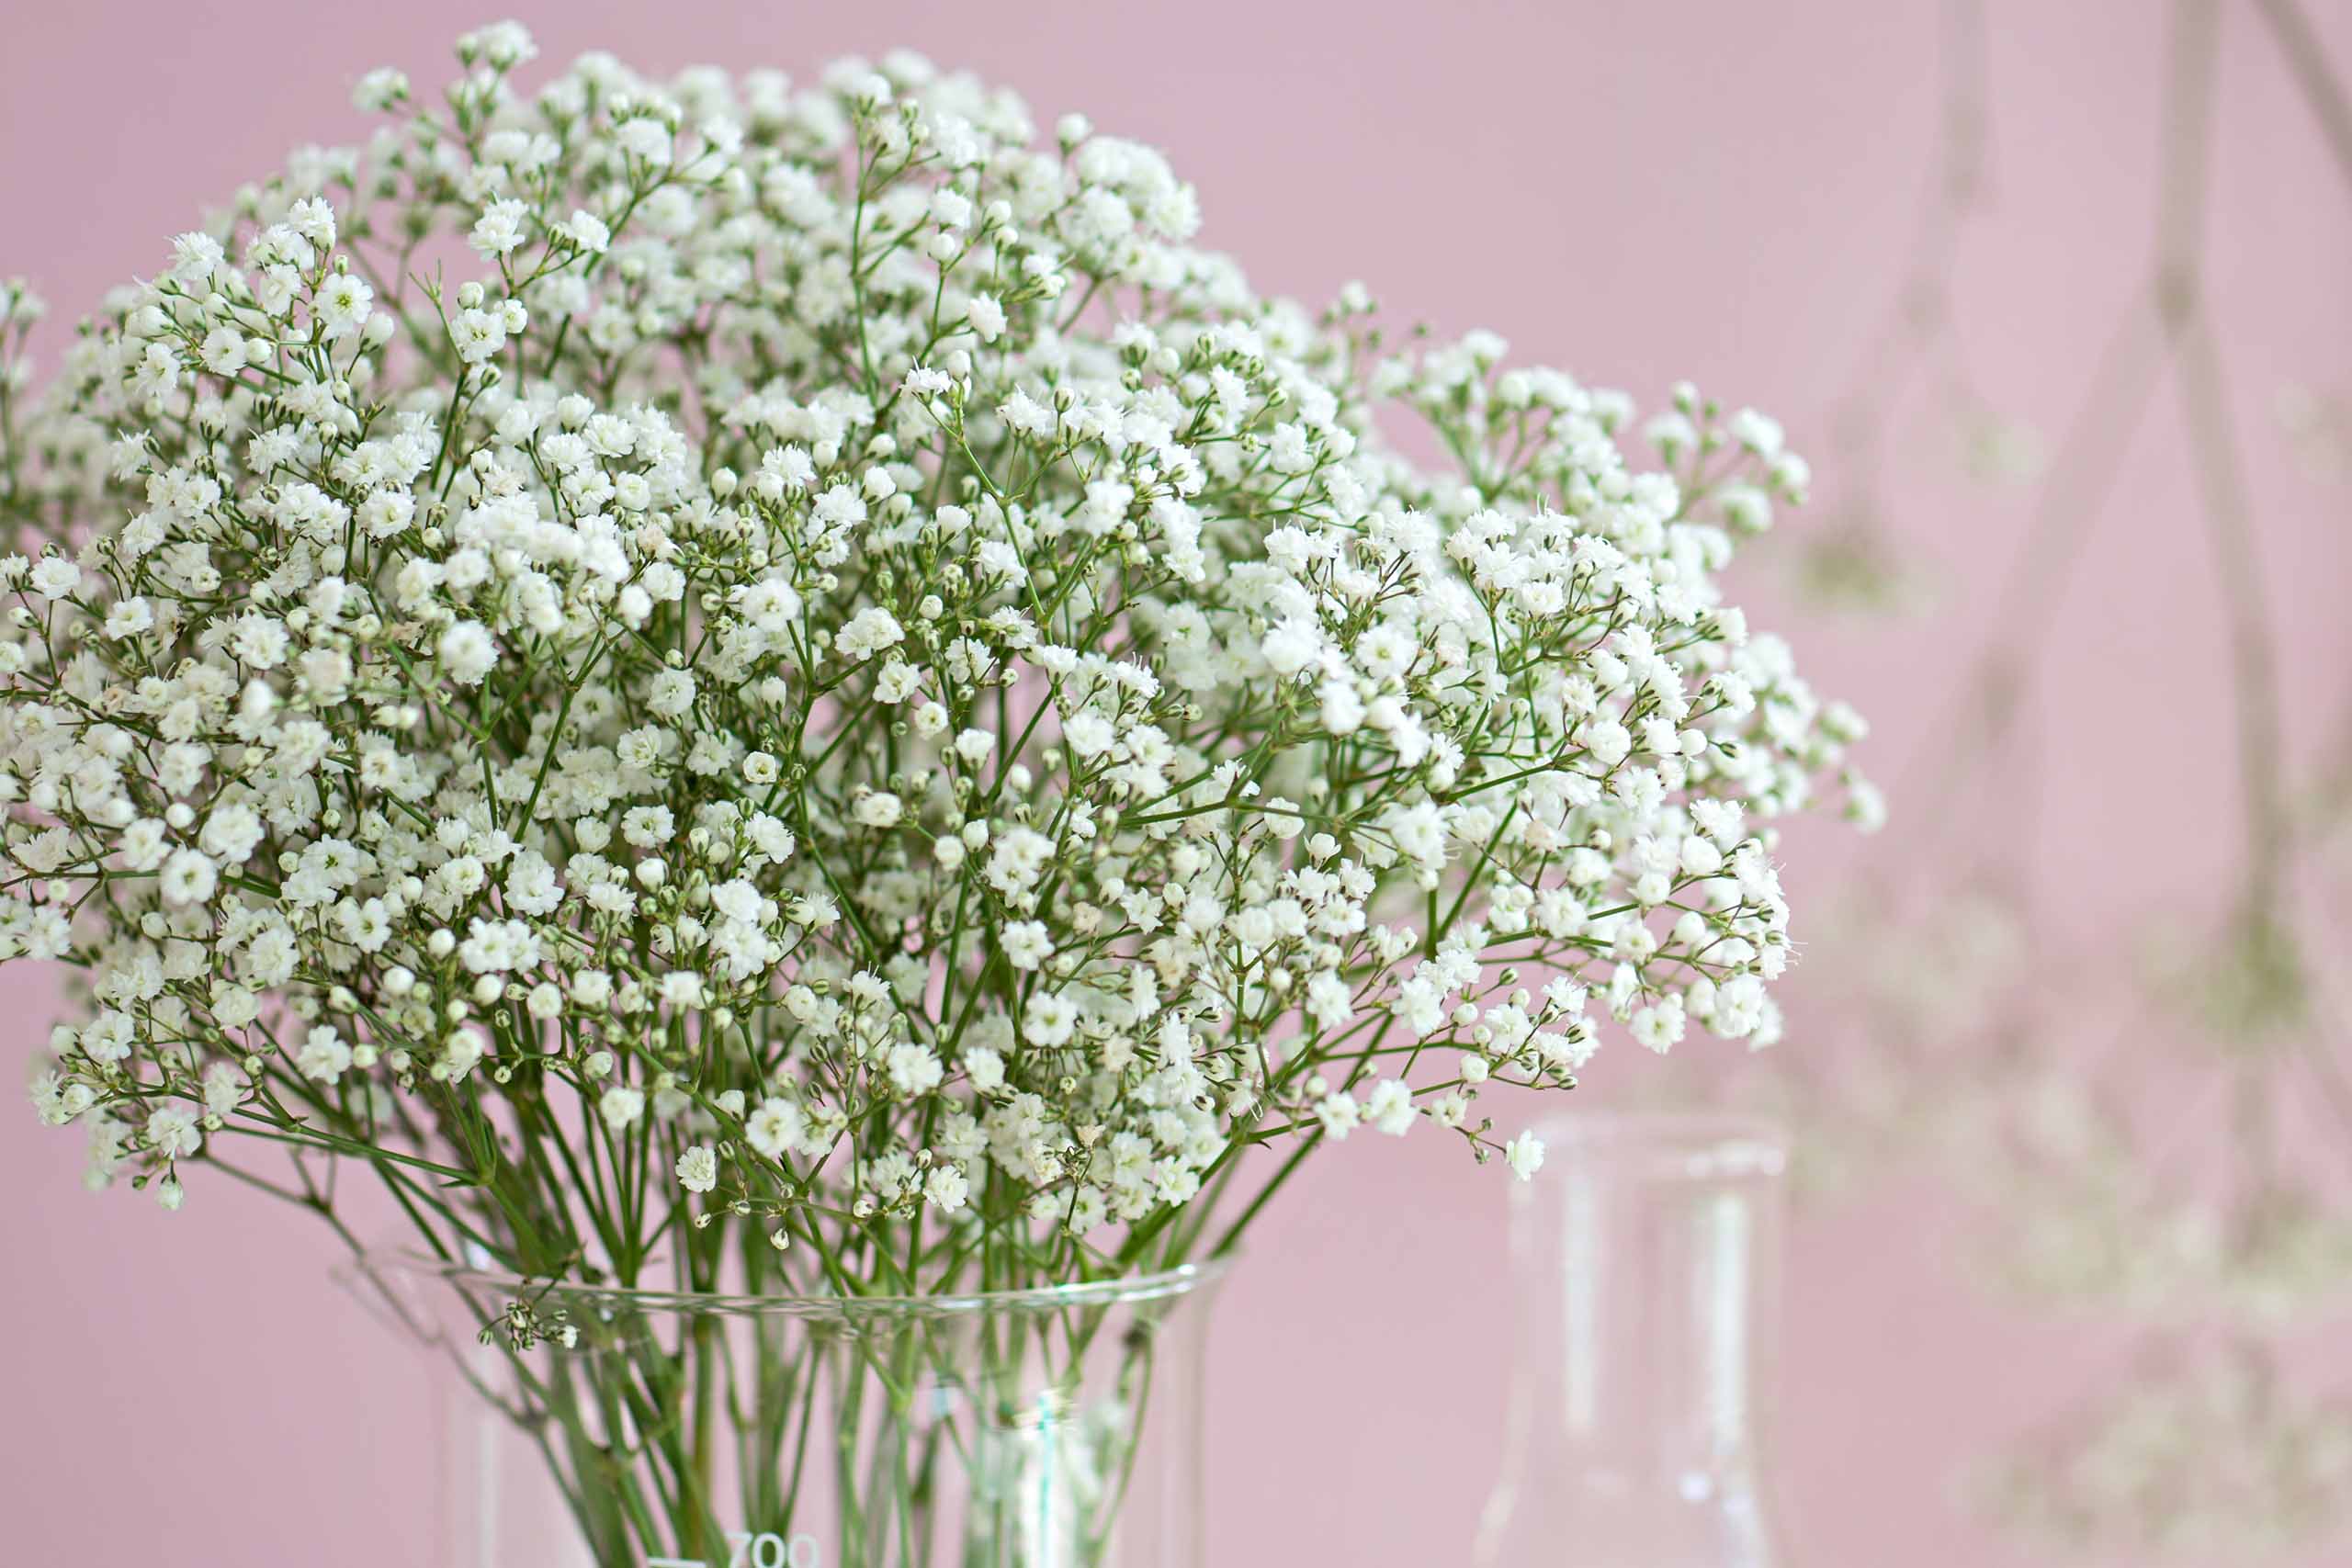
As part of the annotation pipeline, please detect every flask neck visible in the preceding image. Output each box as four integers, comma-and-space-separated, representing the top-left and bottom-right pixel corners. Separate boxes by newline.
1511, 1116, 1785, 1488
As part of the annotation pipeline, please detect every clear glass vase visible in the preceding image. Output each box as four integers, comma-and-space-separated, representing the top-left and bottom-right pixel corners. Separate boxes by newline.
1475, 1112, 1793, 1567
345, 1254, 1226, 1568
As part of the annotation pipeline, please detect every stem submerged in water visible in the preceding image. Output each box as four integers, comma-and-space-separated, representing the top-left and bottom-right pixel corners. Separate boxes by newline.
379, 1258, 1221, 1567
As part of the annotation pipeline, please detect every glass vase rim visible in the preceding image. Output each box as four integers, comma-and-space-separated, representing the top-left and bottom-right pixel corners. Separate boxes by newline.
348, 1245, 1237, 1318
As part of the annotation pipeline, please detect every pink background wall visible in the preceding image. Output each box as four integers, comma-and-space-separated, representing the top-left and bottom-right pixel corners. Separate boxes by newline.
5, 2, 2349, 1564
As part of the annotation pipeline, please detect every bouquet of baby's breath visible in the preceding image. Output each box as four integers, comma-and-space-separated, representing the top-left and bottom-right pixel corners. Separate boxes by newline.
0, 21, 1871, 1563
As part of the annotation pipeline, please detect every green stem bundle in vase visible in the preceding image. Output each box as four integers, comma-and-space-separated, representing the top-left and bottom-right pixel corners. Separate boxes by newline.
362, 1252, 1219, 1568
0, 20, 1872, 1565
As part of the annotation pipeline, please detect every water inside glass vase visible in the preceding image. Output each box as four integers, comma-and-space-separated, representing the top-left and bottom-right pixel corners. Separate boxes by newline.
343, 1255, 1226, 1568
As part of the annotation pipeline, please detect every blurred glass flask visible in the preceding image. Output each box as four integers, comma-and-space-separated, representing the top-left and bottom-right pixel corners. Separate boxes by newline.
1476, 1113, 1795, 1567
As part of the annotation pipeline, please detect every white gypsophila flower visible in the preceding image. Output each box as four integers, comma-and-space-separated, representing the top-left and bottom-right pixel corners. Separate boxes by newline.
1504, 1130, 1546, 1181
676, 1144, 719, 1194
1365, 1077, 1417, 1136
146, 1105, 202, 1162
0, 27, 1868, 1297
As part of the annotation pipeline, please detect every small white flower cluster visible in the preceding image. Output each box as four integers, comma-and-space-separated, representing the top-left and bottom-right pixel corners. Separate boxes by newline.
1, 25, 1871, 1289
